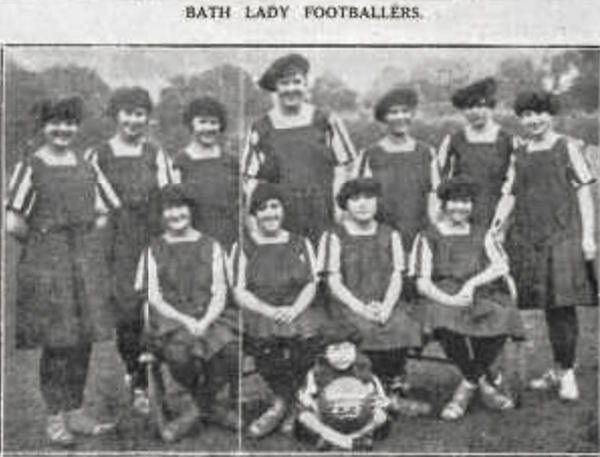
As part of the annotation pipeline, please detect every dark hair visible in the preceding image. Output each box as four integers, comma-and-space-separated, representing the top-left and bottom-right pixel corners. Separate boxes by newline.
107, 87, 153, 119
513, 90, 560, 116
319, 323, 362, 351
336, 178, 381, 211
451, 77, 497, 109
248, 183, 285, 215
159, 184, 196, 211
437, 176, 478, 203
33, 97, 84, 126
182, 96, 227, 131
374, 88, 418, 122
258, 53, 310, 92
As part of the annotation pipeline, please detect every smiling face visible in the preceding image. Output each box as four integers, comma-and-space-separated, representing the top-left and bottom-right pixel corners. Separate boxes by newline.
443, 198, 473, 225
116, 107, 149, 141
254, 198, 284, 236
326, 341, 357, 371
385, 104, 414, 136
346, 193, 377, 224
191, 115, 221, 147
43, 119, 79, 150
464, 103, 492, 130
163, 204, 192, 234
275, 72, 308, 111
520, 110, 553, 139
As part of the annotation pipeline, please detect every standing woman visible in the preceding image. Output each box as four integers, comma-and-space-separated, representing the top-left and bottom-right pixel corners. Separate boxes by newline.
7, 97, 120, 445
412, 177, 525, 420
85, 87, 173, 413
232, 183, 324, 438
243, 53, 356, 245
498, 91, 597, 401
358, 87, 440, 250
438, 78, 516, 230
322, 178, 430, 416
172, 96, 239, 249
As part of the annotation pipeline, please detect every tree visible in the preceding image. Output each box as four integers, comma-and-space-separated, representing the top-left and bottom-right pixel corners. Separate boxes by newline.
310, 72, 358, 113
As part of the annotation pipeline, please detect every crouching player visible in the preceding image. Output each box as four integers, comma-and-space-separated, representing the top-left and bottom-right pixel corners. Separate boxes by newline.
295, 325, 390, 452
137, 185, 240, 442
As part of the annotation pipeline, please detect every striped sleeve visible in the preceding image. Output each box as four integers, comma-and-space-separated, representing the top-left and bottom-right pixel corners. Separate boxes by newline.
211, 242, 227, 295
230, 242, 248, 288
134, 247, 157, 295
408, 233, 433, 279
327, 112, 356, 166
93, 161, 121, 213
356, 149, 372, 178
566, 138, 596, 188
437, 134, 453, 180
6, 160, 36, 218
304, 238, 318, 281
429, 145, 442, 190
327, 232, 342, 275
390, 230, 405, 273
156, 148, 177, 187
242, 126, 263, 179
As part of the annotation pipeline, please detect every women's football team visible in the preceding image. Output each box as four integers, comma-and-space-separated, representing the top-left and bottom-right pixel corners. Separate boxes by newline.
7, 53, 597, 450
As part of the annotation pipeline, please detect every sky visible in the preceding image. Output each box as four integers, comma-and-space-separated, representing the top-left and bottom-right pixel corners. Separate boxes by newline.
7, 47, 561, 98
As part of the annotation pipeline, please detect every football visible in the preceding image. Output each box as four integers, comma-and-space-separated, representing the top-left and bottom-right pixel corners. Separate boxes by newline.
318, 376, 375, 434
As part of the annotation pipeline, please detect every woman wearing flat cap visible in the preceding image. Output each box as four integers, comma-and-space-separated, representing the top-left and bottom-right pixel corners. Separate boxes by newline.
7, 97, 120, 445
171, 96, 239, 250
231, 182, 326, 438
243, 53, 357, 245
321, 177, 431, 417
85, 86, 174, 415
497, 90, 597, 402
412, 176, 524, 421
358, 87, 440, 249
438, 77, 517, 231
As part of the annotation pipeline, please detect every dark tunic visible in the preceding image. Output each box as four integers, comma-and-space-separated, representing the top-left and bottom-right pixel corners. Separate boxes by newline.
326, 224, 422, 350
443, 128, 514, 228
252, 109, 338, 244
173, 151, 239, 249
416, 225, 524, 339
359, 140, 433, 247
15, 156, 114, 349
92, 141, 162, 322
506, 137, 597, 309
149, 235, 238, 360
236, 232, 326, 340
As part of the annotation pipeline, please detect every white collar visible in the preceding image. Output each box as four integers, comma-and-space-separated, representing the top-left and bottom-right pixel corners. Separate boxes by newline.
250, 228, 290, 244
268, 102, 315, 129
109, 136, 145, 157
464, 122, 500, 144
162, 230, 202, 243
378, 135, 417, 153
526, 132, 562, 152
184, 142, 222, 160
343, 220, 378, 236
35, 146, 78, 166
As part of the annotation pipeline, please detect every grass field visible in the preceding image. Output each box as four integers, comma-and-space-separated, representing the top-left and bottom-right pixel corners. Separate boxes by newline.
3, 236, 598, 455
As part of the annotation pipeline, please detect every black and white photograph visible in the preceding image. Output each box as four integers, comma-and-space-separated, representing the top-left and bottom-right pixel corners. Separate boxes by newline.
3, 44, 598, 454
1, 1, 599, 455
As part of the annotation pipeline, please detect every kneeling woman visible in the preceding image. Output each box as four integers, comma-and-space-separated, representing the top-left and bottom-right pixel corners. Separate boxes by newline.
232, 183, 324, 438
138, 185, 239, 442
322, 178, 430, 416
412, 177, 524, 420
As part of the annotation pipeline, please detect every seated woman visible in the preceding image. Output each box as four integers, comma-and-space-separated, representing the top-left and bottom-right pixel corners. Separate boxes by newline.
231, 183, 325, 439
412, 176, 525, 420
137, 184, 239, 442
321, 177, 430, 416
